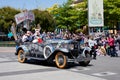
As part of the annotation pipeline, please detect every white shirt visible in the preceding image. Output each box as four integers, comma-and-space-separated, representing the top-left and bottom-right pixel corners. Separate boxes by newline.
88, 39, 97, 48
22, 35, 28, 42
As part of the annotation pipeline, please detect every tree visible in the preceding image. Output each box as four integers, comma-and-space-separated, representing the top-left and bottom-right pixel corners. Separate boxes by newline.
0, 7, 55, 33
104, 0, 120, 29
32, 9, 55, 32
0, 7, 20, 33
47, 0, 87, 31
1, 0, 120, 34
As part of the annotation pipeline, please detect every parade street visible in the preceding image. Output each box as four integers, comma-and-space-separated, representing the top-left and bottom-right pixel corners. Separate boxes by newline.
0, 47, 120, 80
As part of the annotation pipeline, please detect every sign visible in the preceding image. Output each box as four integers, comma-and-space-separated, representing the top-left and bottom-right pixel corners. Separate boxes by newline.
15, 11, 35, 24
88, 0, 104, 27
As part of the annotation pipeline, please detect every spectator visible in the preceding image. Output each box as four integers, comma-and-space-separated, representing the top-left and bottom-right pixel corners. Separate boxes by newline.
117, 33, 120, 50
88, 36, 97, 59
107, 34, 118, 57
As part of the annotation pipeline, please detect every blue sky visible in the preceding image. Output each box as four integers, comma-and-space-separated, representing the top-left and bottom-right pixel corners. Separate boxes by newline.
0, 0, 67, 10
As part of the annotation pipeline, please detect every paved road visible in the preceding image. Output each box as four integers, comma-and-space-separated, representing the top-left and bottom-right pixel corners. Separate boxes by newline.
0, 47, 120, 80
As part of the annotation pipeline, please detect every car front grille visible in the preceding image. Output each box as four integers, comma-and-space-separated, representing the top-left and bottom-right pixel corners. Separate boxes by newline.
72, 42, 79, 50
70, 41, 80, 57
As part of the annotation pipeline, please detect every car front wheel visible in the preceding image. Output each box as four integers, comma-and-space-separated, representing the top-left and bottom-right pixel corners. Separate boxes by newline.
55, 52, 67, 69
18, 50, 27, 63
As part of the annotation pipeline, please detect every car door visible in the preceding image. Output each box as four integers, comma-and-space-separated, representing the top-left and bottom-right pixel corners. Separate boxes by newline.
28, 43, 44, 58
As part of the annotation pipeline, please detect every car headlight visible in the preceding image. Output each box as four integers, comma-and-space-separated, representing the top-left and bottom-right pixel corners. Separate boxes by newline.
69, 44, 74, 50
59, 43, 68, 48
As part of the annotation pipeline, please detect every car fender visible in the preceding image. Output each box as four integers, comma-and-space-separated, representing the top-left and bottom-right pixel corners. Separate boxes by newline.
46, 48, 69, 61
82, 47, 91, 57
50, 48, 69, 58
17, 45, 29, 55
54, 48, 69, 53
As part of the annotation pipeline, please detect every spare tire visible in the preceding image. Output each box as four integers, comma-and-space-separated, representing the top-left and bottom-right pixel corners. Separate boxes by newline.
43, 46, 52, 59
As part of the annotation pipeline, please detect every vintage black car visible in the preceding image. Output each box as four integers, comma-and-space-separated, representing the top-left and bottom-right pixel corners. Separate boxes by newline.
15, 39, 92, 69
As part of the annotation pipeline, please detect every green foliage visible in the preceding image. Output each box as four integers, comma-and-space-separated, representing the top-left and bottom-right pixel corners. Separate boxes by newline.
104, 0, 120, 28
47, 0, 87, 31
1, 0, 120, 34
0, 7, 20, 33
32, 9, 55, 32
0, 7, 55, 33
48, 0, 120, 32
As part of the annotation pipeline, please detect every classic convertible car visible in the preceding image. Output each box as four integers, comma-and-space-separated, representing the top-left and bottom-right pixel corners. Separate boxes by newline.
15, 39, 92, 69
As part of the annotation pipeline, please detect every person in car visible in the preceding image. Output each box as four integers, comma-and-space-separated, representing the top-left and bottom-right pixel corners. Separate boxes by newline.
22, 31, 33, 42
32, 29, 43, 43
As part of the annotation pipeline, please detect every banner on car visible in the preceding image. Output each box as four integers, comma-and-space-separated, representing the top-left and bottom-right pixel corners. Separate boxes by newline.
15, 11, 35, 24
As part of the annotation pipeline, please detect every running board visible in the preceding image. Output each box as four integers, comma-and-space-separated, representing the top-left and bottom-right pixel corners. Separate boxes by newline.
26, 57, 46, 61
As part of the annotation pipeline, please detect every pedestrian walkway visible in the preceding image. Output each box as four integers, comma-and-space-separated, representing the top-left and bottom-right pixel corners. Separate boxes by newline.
0, 47, 15, 53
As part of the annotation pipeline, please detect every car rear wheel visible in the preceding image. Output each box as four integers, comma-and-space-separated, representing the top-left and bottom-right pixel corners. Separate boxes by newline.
55, 52, 67, 69
18, 50, 27, 63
